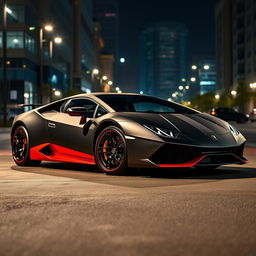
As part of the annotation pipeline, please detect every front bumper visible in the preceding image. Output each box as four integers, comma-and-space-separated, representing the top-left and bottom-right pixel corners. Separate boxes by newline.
149, 143, 247, 167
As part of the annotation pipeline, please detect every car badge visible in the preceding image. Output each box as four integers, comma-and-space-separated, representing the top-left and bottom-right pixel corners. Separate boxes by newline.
210, 135, 218, 141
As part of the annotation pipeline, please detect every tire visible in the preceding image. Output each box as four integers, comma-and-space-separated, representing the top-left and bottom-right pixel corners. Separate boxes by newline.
95, 126, 128, 175
12, 126, 41, 166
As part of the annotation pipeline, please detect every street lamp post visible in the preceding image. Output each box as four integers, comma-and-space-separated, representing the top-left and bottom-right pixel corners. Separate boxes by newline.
2, 0, 8, 126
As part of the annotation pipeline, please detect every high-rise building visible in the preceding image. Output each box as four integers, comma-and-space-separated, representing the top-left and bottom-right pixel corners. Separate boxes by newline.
0, 0, 94, 113
215, 0, 256, 110
215, 0, 233, 93
93, 0, 119, 82
139, 22, 189, 100
190, 59, 216, 95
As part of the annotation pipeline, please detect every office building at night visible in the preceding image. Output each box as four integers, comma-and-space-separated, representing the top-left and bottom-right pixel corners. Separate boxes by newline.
0, 0, 94, 110
190, 59, 216, 95
93, 0, 119, 82
139, 22, 189, 100
215, 0, 256, 110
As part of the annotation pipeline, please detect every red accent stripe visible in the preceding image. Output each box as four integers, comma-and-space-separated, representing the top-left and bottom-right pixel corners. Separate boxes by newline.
30, 143, 96, 165
231, 154, 248, 164
158, 155, 206, 168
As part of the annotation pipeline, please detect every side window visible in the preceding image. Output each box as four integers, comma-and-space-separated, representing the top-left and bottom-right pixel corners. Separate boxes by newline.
95, 106, 108, 118
63, 98, 97, 118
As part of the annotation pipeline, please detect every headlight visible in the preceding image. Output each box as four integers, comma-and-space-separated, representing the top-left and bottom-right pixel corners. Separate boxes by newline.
144, 125, 178, 138
229, 124, 240, 136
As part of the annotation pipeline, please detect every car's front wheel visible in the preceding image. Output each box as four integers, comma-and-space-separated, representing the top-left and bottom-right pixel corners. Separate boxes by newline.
95, 126, 128, 175
12, 126, 41, 166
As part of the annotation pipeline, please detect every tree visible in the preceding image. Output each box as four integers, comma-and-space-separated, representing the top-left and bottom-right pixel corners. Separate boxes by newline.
217, 90, 234, 108
235, 80, 251, 113
191, 93, 216, 112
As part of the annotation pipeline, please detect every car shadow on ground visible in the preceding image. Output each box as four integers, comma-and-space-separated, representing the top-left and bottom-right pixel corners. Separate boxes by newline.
12, 161, 256, 181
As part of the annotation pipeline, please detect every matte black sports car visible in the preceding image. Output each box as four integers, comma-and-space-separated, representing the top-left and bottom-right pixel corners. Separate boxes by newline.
11, 93, 247, 175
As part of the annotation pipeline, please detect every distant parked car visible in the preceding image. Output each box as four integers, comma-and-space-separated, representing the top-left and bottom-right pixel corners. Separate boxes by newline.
249, 108, 256, 122
210, 107, 248, 123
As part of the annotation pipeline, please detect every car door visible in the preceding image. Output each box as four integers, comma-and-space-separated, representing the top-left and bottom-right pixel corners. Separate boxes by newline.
47, 97, 98, 154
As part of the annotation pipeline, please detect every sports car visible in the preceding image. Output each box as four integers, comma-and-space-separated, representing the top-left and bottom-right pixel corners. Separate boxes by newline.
11, 93, 247, 175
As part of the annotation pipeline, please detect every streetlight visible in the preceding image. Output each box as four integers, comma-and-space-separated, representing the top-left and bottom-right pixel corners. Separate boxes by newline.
249, 82, 256, 89
204, 65, 210, 70
115, 87, 120, 91
53, 89, 61, 97
178, 85, 183, 90
92, 69, 99, 75
192, 65, 197, 70
54, 36, 62, 44
44, 24, 53, 32
108, 81, 113, 85
120, 57, 125, 63
231, 90, 237, 96
215, 94, 220, 100
190, 77, 196, 82
102, 75, 108, 81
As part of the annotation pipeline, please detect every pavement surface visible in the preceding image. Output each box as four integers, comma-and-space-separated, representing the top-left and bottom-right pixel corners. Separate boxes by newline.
0, 122, 256, 256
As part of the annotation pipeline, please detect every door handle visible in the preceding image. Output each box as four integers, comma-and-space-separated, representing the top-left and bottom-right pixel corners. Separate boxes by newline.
48, 122, 56, 128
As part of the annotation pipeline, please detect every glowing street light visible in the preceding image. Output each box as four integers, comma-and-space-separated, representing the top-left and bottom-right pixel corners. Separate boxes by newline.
249, 82, 256, 89
102, 75, 108, 81
54, 37, 62, 44
190, 77, 196, 82
185, 85, 190, 90
24, 92, 29, 99
215, 94, 220, 100
192, 65, 197, 70
92, 69, 99, 75
178, 85, 184, 90
172, 93, 176, 97
120, 57, 125, 63
108, 81, 113, 85
231, 90, 237, 96
181, 78, 186, 82
204, 65, 210, 70
115, 87, 120, 91
53, 89, 61, 97
44, 24, 53, 32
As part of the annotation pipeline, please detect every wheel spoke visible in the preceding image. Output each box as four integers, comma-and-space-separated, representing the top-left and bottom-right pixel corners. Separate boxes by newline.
97, 129, 125, 171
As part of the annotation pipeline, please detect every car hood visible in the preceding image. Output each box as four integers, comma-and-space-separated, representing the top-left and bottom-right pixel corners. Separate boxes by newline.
116, 112, 244, 146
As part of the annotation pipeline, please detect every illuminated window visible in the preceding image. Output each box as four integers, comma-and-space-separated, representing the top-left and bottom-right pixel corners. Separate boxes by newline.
25, 33, 36, 54
7, 31, 24, 48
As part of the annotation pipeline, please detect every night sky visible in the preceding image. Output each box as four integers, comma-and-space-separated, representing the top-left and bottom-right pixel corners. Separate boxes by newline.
118, 0, 216, 92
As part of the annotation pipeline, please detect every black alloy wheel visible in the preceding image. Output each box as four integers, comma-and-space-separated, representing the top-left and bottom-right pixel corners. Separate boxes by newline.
95, 126, 127, 175
12, 126, 41, 166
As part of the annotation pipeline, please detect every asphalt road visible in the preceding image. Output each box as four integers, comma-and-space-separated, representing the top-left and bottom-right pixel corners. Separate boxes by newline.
0, 123, 256, 256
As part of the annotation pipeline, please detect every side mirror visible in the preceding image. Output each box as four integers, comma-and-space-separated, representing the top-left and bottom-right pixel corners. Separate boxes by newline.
67, 107, 87, 125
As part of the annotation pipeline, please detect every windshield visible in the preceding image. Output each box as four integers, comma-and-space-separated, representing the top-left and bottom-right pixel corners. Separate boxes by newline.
97, 95, 198, 114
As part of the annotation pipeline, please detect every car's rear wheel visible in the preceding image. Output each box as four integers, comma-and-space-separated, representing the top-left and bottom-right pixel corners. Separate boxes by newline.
95, 126, 128, 175
12, 126, 41, 166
